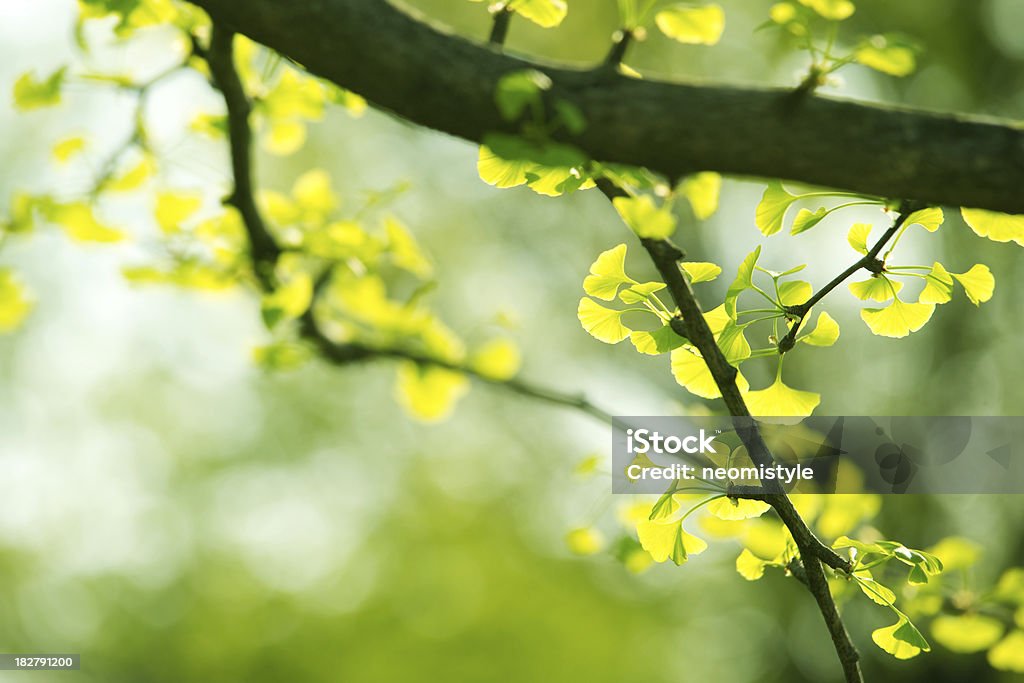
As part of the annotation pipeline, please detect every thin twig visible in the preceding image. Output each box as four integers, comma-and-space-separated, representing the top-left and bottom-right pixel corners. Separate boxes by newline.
778, 204, 917, 353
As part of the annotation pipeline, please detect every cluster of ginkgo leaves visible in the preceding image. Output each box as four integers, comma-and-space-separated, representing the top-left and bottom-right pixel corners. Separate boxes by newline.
1, 0, 522, 423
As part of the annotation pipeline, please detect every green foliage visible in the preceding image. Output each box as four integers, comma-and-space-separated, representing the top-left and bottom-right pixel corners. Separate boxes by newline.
0, 269, 33, 334
12, 67, 67, 110
654, 4, 726, 46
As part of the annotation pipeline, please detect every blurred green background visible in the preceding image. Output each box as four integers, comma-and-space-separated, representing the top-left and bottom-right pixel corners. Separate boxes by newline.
1, 0, 1023, 680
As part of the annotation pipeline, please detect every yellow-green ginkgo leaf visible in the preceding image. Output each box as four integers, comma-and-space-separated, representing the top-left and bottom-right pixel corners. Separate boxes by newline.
928, 536, 980, 571
12, 67, 67, 110
584, 244, 636, 300
988, 631, 1024, 672
48, 202, 125, 243
508, 0, 568, 28
708, 497, 771, 521
106, 155, 156, 192
756, 181, 799, 236
906, 207, 944, 232
470, 337, 521, 380
717, 322, 752, 364
636, 519, 708, 565
800, 311, 840, 347
478, 144, 530, 188
848, 223, 872, 254
736, 548, 768, 580
264, 119, 307, 155
791, 207, 829, 235
918, 262, 953, 305
679, 171, 722, 219
798, 0, 854, 20
953, 264, 994, 305
619, 281, 666, 304
52, 136, 86, 163
0, 269, 33, 333
861, 298, 935, 338
931, 614, 1004, 654
155, 191, 202, 234
613, 195, 677, 239
395, 362, 470, 423
778, 280, 812, 307
578, 297, 631, 344
565, 527, 604, 555
745, 378, 821, 417
873, 617, 930, 660
630, 324, 687, 355
856, 37, 916, 77
671, 346, 750, 399
849, 276, 901, 302
261, 273, 313, 327
854, 573, 896, 606
386, 217, 433, 278
292, 169, 338, 218
681, 261, 722, 284
655, 4, 725, 45
725, 247, 762, 317
961, 208, 1024, 247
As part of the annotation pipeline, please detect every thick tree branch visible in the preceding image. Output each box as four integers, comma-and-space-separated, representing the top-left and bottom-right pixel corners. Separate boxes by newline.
189, 0, 1024, 214
597, 181, 862, 683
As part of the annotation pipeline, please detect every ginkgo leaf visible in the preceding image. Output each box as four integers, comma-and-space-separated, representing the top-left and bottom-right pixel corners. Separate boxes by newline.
725, 247, 762, 317
494, 69, 552, 121
386, 217, 433, 278
681, 261, 722, 284
265, 119, 307, 155
744, 378, 821, 417
961, 208, 1024, 247
905, 207, 943, 232
508, 0, 568, 28
849, 276, 901, 302
655, 4, 726, 46
52, 136, 86, 163
848, 223, 872, 254
471, 337, 521, 380
12, 67, 67, 110
619, 281, 667, 304
988, 631, 1024, 673
931, 615, 1004, 654
395, 362, 469, 423
578, 297, 631, 344
670, 346, 750, 399
861, 298, 935, 338
856, 36, 916, 76
155, 191, 202, 234
798, 0, 854, 20
630, 324, 687, 355
708, 497, 771, 521
736, 548, 768, 580
756, 182, 799, 236
854, 573, 897, 606
918, 262, 953, 305
0, 269, 33, 333
565, 527, 604, 555
478, 143, 532, 189
717, 322, 752, 364
583, 244, 636, 300
778, 280, 812, 307
953, 264, 995, 305
800, 311, 840, 347
293, 169, 339, 218
791, 207, 828, 235
679, 172, 722, 220
872, 617, 930, 660
47, 202, 125, 242
106, 155, 156, 192
636, 519, 708, 565
613, 195, 677, 239
261, 273, 313, 328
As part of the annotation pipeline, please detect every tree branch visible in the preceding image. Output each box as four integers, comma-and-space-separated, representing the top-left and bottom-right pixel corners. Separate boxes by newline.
205, 25, 281, 287
189, 0, 1024, 214
596, 180, 862, 683
205, 20, 616, 426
